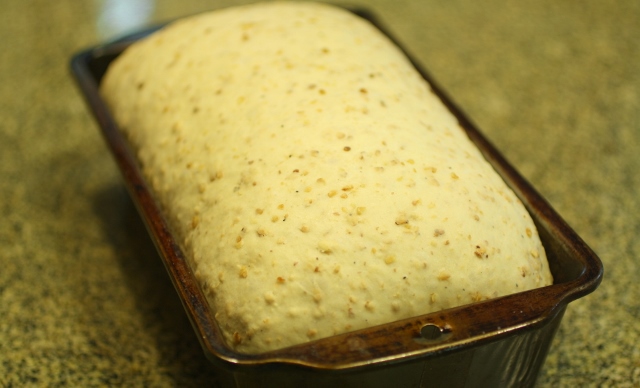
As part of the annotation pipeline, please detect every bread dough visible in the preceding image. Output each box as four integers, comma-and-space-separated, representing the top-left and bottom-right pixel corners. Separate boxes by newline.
101, 1, 552, 354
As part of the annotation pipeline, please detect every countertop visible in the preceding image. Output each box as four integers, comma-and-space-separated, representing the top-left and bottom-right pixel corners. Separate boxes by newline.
1, 0, 638, 386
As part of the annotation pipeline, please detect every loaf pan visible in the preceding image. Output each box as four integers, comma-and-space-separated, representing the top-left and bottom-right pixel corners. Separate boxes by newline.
70, 7, 603, 388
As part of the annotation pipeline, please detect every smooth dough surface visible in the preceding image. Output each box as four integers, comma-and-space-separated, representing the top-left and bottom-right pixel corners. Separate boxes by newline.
101, 1, 553, 353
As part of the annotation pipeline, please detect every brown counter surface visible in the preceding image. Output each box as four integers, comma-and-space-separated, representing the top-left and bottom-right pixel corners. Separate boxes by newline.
1, 1, 638, 386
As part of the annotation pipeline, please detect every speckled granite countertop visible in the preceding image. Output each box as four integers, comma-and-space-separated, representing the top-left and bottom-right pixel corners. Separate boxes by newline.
1, 0, 638, 386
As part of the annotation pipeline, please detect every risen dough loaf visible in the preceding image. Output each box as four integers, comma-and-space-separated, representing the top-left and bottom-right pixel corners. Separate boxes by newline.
101, 1, 553, 353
